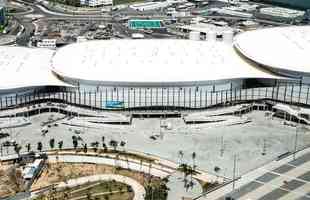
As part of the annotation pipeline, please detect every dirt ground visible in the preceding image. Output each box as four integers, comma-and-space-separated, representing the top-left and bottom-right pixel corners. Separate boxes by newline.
32, 162, 153, 191
0, 164, 24, 198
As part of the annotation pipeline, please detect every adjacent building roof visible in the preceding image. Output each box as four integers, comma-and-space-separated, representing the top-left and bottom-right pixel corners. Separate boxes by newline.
234, 26, 310, 78
0, 47, 69, 90
178, 23, 233, 34
259, 7, 305, 18
51, 39, 282, 86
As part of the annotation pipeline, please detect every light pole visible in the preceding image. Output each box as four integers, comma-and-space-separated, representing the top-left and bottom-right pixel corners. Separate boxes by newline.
232, 154, 237, 191
0, 143, 3, 157
293, 118, 300, 160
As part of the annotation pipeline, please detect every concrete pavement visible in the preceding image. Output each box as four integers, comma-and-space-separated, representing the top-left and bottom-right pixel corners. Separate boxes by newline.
206, 147, 310, 200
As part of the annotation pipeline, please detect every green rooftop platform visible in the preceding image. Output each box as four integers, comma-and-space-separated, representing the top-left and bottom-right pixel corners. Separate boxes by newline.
128, 19, 163, 29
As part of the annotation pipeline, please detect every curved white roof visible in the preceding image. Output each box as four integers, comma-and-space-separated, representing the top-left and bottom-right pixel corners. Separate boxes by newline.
234, 26, 310, 77
0, 47, 69, 90
52, 39, 281, 86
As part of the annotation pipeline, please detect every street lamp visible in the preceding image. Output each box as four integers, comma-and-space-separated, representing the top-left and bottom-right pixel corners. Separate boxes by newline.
232, 154, 237, 191
293, 118, 301, 160
0, 143, 3, 157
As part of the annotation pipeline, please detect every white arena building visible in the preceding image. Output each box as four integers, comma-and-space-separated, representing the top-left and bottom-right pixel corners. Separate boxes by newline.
234, 26, 310, 80
51, 39, 281, 88
0, 47, 68, 93
0, 25, 309, 109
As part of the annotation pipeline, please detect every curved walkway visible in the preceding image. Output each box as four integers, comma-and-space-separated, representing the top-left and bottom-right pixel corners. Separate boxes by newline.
48, 153, 175, 178
47, 150, 224, 183
56, 174, 145, 200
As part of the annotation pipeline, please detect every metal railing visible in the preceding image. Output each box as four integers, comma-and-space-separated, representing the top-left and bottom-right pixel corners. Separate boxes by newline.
0, 83, 309, 111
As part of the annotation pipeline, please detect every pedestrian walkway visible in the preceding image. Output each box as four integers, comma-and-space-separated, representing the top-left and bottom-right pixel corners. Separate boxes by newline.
206, 148, 310, 200
48, 154, 173, 178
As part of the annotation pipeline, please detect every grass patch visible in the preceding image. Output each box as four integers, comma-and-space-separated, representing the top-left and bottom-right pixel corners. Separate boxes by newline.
33, 180, 133, 200
198, 179, 221, 192
144, 177, 169, 200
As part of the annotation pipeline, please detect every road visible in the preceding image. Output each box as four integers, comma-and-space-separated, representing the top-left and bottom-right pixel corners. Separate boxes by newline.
11, 0, 112, 46
14, 17, 34, 46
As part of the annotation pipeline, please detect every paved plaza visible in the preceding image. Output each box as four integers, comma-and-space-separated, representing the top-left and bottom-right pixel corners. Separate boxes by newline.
1, 105, 310, 200
2, 109, 310, 180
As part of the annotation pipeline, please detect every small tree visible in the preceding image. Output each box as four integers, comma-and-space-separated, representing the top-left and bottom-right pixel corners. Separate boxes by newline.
37, 142, 43, 152
103, 143, 108, 152
192, 152, 196, 170
178, 150, 184, 165
83, 143, 88, 153
91, 141, 99, 153
49, 138, 55, 150
14, 144, 22, 156
58, 141, 63, 150
72, 137, 78, 150
109, 140, 118, 152
120, 141, 126, 151
26, 143, 31, 152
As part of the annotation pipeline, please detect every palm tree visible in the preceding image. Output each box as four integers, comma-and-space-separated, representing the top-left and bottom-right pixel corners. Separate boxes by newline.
120, 141, 126, 151
37, 142, 43, 152
178, 150, 184, 165
14, 144, 22, 157
102, 143, 107, 152
191, 152, 197, 183
49, 138, 55, 150
91, 141, 99, 153
109, 140, 118, 152
120, 141, 128, 167
58, 141, 63, 150
114, 153, 120, 171
26, 143, 31, 152
192, 152, 196, 170
178, 163, 191, 186
148, 161, 152, 178
109, 140, 119, 170
72, 136, 78, 150
83, 143, 88, 153
140, 159, 143, 171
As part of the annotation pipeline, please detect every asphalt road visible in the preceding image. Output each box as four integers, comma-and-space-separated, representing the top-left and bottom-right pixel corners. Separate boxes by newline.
14, 17, 34, 46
